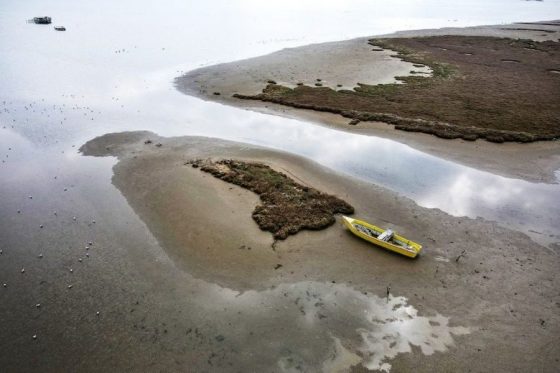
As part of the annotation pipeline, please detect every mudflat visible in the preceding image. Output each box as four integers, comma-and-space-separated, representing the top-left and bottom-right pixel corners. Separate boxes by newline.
77, 131, 560, 372
236, 36, 560, 143
176, 22, 560, 182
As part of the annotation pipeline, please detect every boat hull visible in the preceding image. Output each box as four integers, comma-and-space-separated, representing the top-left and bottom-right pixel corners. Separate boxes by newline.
342, 216, 422, 258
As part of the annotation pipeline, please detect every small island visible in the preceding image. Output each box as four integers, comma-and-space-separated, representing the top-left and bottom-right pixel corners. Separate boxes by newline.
188, 159, 354, 239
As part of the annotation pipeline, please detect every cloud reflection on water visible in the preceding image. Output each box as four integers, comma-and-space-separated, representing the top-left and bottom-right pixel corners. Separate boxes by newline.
1, 0, 559, 248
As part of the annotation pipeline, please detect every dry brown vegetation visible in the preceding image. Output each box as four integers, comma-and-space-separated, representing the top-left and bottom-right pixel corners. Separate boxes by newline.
234, 36, 560, 143
189, 159, 354, 239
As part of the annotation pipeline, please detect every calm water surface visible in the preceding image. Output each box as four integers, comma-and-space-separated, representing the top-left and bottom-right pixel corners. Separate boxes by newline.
1, 0, 560, 248
2, 1, 560, 371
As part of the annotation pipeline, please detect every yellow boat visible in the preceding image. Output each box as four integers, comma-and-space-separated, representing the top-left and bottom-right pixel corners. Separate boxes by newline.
342, 216, 422, 258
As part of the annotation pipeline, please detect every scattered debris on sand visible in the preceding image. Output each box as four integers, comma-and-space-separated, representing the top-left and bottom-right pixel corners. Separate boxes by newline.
188, 159, 354, 239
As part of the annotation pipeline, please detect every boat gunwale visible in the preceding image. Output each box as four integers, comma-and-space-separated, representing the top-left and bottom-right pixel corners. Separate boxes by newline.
342, 216, 422, 257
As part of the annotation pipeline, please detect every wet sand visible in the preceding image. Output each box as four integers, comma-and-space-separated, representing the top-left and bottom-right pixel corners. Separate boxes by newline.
76, 131, 560, 372
176, 21, 560, 183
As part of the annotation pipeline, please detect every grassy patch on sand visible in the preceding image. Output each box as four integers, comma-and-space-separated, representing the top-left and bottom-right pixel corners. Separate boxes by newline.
234, 36, 560, 143
189, 159, 354, 239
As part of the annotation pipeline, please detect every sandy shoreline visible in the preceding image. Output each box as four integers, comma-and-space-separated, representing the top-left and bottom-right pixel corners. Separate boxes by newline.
80, 131, 560, 372
176, 21, 560, 183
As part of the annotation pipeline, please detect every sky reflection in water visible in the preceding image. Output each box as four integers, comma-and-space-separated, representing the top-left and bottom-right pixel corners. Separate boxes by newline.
1, 0, 559, 247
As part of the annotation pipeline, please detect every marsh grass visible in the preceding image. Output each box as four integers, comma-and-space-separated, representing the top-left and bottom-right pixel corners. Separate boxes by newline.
189, 159, 354, 239
234, 36, 560, 143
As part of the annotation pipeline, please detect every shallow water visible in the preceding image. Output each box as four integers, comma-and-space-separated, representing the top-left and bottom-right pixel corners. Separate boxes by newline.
1, 0, 559, 370
0, 124, 473, 372
204, 281, 470, 372
2, 0, 560, 249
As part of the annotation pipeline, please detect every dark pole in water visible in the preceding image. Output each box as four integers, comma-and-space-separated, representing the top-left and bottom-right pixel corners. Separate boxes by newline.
386, 285, 391, 303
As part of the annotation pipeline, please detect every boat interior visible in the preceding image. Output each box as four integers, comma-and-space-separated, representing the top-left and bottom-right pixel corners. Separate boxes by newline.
353, 223, 414, 250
